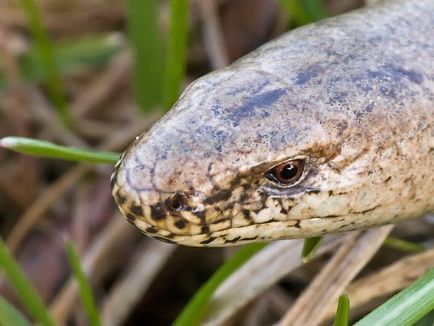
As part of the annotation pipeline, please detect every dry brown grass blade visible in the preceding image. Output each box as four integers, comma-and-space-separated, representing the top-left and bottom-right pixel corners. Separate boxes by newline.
322, 247, 434, 321
0, 26, 29, 136
6, 164, 89, 253
101, 241, 176, 326
202, 236, 343, 325
71, 50, 131, 118
279, 225, 393, 326
196, 0, 229, 69
29, 88, 86, 147
49, 215, 138, 324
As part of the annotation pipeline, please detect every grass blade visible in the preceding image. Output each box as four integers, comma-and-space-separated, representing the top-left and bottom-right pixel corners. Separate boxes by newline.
0, 297, 31, 326
0, 34, 123, 89
18, 0, 71, 128
280, 0, 328, 25
333, 295, 350, 326
0, 238, 55, 326
302, 237, 322, 261
0, 136, 119, 164
126, 0, 164, 112
355, 268, 434, 326
383, 236, 424, 253
162, 0, 190, 109
414, 310, 434, 326
174, 243, 267, 326
66, 242, 101, 326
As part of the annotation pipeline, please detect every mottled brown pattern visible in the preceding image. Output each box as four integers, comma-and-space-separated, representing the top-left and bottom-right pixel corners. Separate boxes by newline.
111, 0, 434, 246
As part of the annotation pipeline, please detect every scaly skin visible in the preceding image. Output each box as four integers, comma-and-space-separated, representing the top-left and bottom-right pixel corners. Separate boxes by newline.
111, 0, 434, 246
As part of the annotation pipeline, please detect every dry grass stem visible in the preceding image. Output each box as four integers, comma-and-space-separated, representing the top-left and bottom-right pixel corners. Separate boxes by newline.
71, 50, 131, 118
197, 0, 229, 69
203, 236, 343, 325
6, 165, 89, 253
279, 225, 394, 326
322, 247, 434, 321
101, 241, 176, 326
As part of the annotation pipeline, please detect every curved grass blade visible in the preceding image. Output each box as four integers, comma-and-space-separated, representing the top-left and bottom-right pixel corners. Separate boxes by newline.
302, 237, 322, 261
174, 243, 267, 326
66, 242, 101, 326
383, 236, 424, 253
0, 238, 55, 326
333, 295, 350, 326
162, 0, 190, 109
0, 137, 119, 164
127, 0, 164, 112
355, 268, 434, 326
0, 297, 31, 326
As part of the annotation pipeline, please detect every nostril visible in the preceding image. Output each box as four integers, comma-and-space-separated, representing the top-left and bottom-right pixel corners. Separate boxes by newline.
167, 192, 188, 211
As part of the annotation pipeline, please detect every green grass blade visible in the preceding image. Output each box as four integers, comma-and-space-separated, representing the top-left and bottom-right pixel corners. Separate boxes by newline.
0, 136, 119, 164
162, 0, 190, 109
383, 236, 424, 253
0, 34, 123, 89
414, 310, 434, 326
0, 297, 31, 326
0, 238, 55, 326
174, 243, 267, 326
127, 0, 164, 112
355, 268, 434, 326
19, 0, 71, 128
280, 0, 328, 25
333, 295, 350, 326
66, 242, 101, 326
302, 237, 322, 261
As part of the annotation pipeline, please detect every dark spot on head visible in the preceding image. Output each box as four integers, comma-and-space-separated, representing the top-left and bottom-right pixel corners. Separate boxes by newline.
338, 224, 350, 230
204, 189, 232, 205
146, 226, 158, 234
200, 237, 216, 245
241, 183, 251, 190
115, 192, 127, 205
239, 192, 250, 203
294, 63, 325, 85
201, 225, 210, 234
224, 236, 241, 244
242, 209, 251, 220
126, 214, 136, 223
365, 101, 375, 112
174, 219, 187, 229
241, 236, 259, 242
130, 204, 143, 216
150, 204, 166, 220
228, 88, 286, 126
392, 67, 424, 84
152, 236, 176, 244
336, 120, 348, 137
193, 209, 206, 221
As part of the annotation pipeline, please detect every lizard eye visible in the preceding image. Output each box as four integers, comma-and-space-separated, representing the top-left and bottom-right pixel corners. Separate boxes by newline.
265, 160, 305, 185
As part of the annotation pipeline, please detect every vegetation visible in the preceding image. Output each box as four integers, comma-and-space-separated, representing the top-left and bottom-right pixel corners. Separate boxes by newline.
0, 0, 432, 325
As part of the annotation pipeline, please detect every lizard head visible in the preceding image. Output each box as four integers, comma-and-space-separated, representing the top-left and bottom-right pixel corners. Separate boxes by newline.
111, 67, 379, 246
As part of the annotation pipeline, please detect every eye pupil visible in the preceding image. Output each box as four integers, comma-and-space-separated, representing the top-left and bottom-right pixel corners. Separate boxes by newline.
280, 164, 297, 180
265, 159, 305, 185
